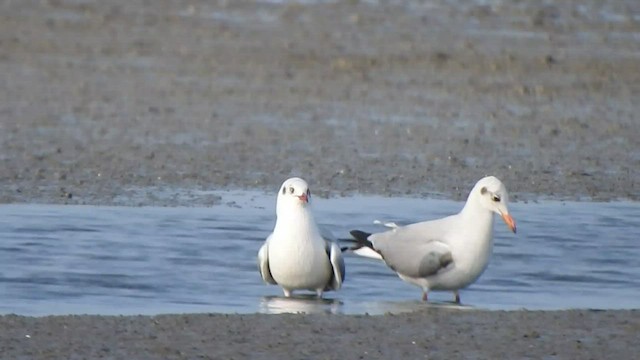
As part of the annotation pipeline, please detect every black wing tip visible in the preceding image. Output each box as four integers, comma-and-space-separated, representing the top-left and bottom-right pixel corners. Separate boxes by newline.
349, 230, 371, 240
347, 230, 374, 251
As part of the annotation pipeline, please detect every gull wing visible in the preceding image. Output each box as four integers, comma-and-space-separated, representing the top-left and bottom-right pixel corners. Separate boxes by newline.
370, 224, 454, 278
257, 235, 277, 285
325, 240, 346, 291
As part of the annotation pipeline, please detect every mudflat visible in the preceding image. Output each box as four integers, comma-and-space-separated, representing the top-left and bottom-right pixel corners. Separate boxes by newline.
1, 0, 639, 359
1, 0, 638, 205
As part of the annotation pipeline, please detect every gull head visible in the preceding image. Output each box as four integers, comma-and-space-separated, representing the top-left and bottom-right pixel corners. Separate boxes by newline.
276, 177, 312, 215
472, 176, 516, 233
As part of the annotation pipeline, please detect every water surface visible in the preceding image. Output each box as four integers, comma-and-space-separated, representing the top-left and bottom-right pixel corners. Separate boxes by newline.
0, 192, 638, 315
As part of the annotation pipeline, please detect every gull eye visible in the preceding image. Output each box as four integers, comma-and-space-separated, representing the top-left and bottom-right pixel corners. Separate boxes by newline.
289, 186, 295, 194
492, 195, 501, 202
306, 189, 311, 198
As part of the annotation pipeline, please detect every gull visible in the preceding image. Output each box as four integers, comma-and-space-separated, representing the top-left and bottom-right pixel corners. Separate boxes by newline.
346, 176, 516, 303
258, 177, 345, 298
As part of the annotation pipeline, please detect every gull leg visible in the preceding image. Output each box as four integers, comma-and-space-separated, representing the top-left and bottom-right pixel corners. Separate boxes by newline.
315, 289, 324, 298
454, 291, 460, 304
283, 289, 292, 297
422, 291, 428, 302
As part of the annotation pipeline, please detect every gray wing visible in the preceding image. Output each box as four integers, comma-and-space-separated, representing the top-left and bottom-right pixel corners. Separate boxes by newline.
257, 236, 277, 285
325, 240, 346, 291
371, 226, 453, 278
318, 225, 345, 290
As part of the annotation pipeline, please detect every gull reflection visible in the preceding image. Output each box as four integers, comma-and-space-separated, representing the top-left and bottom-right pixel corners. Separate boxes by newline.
359, 300, 475, 315
259, 295, 344, 314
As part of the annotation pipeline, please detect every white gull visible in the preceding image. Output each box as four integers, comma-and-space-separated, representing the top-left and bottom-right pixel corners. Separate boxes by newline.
347, 176, 516, 303
258, 177, 345, 298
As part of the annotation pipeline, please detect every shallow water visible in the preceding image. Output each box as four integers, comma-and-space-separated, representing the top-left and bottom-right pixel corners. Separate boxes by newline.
0, 191, 638, 316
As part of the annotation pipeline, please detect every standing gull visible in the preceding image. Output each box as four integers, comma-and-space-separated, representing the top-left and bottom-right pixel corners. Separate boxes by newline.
347, 176, 516, 303
258, 177, 345, 298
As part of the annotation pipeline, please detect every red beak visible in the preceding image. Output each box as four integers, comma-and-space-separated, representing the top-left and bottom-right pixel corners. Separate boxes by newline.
501, 213, 517, 234
298, 193, 308, 203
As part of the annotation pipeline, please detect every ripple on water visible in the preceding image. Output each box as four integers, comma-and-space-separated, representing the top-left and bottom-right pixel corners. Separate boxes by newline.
0, 192, 638, 315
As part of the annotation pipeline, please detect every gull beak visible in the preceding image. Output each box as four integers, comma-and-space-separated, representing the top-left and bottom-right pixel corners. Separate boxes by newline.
501, 213, 517, 234
298, 193, 308, 203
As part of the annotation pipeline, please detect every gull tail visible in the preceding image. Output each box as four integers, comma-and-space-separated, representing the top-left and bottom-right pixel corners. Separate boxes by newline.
340, 230, 383, 260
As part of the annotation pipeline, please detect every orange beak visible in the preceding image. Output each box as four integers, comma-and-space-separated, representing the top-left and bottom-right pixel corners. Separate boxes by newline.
298, 193, 308, 203
501, 213, 517, 234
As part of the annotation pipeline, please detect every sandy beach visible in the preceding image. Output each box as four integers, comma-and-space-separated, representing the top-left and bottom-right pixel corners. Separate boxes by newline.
1, 0, 639, 358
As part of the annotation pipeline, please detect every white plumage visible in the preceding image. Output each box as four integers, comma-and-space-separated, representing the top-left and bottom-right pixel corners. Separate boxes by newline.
258, 177, 345, 298
348, 176, 517, 303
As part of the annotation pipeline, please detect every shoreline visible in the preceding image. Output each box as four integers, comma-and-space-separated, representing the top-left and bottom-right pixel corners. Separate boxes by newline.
1, 183, 638, 208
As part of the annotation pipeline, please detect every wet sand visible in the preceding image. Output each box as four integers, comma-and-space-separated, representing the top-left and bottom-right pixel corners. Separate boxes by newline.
1, 310, 638, 359
1, 0, 639, 205
1, 0, 639, 358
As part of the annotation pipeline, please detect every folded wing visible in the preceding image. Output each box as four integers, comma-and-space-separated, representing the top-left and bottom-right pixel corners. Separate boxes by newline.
325, 240, 345, 291
370, 225, 454, 278
257, 236, 277, 285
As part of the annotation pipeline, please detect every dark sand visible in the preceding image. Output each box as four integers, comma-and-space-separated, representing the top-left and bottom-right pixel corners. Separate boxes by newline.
2, 310, 639, 359
1, 0, 639, 358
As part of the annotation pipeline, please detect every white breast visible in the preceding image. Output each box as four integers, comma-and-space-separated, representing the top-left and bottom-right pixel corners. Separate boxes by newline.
426, 213, 495, 291
268, 216, 331, 290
